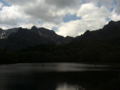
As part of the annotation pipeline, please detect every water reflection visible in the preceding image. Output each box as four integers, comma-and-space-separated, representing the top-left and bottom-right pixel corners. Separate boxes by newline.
56, 83, 76, 90
0, 63, 120, 90
56, 83, 85, 90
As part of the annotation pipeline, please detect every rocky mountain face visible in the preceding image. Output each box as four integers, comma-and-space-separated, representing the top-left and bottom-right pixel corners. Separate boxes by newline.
0, 28, 19, 39
31, 26, 73, 45
0, 26, 73, 52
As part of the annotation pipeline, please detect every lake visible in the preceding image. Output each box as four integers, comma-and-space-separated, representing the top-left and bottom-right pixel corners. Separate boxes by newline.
0, 63, 120, 90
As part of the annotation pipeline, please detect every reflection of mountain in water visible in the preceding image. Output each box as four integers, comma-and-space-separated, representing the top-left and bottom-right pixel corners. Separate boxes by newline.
0, 63, 120, 90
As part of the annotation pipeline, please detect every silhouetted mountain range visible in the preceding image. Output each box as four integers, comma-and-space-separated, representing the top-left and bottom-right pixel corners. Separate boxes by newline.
74, 21, 120, 45
0, 20, 120, 52
1, 20, 120, 64
0, 26, 73, 51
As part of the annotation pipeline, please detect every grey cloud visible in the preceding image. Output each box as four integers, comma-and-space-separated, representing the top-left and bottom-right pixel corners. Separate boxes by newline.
1, 0, 78, 28
100, 0, 114, 9
3, 0, 64, 24
84, 0, 100, 4
0, 19, 19, 26
115, 0, 120, 14
1, 0, 120, 36
0, 2, 3, 8
4, 0, 35, 5
45, 0, 81, 8
85, 0, 115, 9
17, 0, 80, 24
21, 3, 62, 23
4, 0, 81, 8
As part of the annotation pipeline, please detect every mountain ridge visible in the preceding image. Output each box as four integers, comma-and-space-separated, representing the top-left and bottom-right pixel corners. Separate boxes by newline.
0, 20, 120, 52
73, 20, 120, 45
0, 26, 73, 52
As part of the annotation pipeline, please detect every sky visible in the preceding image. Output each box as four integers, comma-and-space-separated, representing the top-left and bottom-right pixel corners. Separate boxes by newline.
0, 0, 120, 37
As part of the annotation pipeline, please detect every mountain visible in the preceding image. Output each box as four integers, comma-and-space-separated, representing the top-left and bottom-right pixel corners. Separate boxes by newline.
0, 20, 120, 52
0, 27, 73, 52
1, 20, 120, 63
17, 20, 120, 63
73, 20, 120, 45
31, 26, 73, 45
0, 28, 19, 39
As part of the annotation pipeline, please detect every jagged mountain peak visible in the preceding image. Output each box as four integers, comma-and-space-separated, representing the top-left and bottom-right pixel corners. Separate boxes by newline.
0, 26, 73, 52
17, 27, 28, 33
31, 25, 38, 30
31, 26, 39, 34
108, 20, 115, 24
108, 20, 120, 24
84, 30, 91, 34
103, 20, 120, 29
1, 20, 120, 52
73, 20, 120, 44
38, 27, 57, 36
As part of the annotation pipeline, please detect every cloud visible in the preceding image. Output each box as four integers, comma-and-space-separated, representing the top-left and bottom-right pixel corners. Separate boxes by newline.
82, 0, 100, 4
85, 0, 115, 8
99, 0, 114, 9
19, 21, 57, 30
0, 0, 82, 29
5, 0, 81, 8
4, 0, 34, 5
18, 0, 81, 23
0, 5, 22, 27
4, 0, 81, 24
57, 3, 110, 37
0, 0, 120, 36
115, 0, 120, 14
77, 3, 110, 20
0, 2, 3, 8
57, 20, 84, 37
45, 0, 81, 8
57, 19, 107, 37
111, 13, 120, 21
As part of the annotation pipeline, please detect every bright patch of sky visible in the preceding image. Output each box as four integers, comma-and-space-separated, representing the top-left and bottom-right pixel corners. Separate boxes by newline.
63, 14, 81, 22
52, 27, 58, 31
106, 17, 111, 21
0, 0, 120, 37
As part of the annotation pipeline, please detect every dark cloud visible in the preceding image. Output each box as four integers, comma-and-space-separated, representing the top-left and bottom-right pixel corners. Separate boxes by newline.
4, 0, 34, 5
115, 0, 120, 14
45, 0, 81, 8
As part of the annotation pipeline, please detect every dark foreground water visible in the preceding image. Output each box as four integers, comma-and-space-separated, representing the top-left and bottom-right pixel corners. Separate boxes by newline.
0, 63, 120, 90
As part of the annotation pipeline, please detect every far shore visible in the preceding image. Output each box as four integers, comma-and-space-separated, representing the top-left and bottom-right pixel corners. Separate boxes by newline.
0, 62, 120, 66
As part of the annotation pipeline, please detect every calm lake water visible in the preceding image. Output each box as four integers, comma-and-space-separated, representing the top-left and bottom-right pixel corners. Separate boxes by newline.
0, 63, 120, 90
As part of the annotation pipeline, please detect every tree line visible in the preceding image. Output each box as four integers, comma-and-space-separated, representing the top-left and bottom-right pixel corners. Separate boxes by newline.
0, 41, 120, 64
